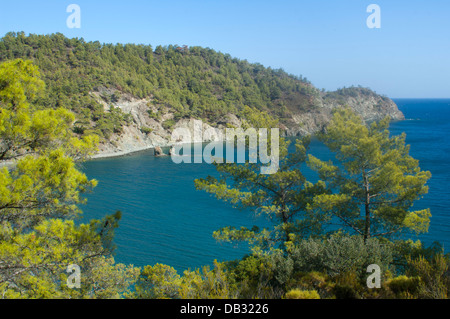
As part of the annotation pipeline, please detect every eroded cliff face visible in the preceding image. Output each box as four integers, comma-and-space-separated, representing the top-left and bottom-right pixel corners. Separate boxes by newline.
285, 90, 405, 137
91, 88, 404, 158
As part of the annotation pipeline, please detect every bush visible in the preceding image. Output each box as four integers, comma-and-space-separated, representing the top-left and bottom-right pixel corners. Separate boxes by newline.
147, 110, 160, 120
73, 125, 85, 135
225, 255, 280, 299
140, 126, 153, 135
285, 289, 320, 299
331, 271, 365, 299
332, 284, 359, 299
287, 271, 335, 298
406, 254, 450, 299
162, 119, 176, 130
290, 234, 394, 278
386, 275, 421, 298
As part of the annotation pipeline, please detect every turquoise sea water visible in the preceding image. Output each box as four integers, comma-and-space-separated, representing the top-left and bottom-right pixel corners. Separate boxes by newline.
81, 99, 450, 271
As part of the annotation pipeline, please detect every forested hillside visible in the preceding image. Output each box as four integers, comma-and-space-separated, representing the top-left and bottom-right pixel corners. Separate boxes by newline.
0, 32, 311, 136
0, 32, 403, 150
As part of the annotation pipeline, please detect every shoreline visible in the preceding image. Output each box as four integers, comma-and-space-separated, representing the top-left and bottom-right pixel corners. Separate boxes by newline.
3, 117, 408, 164
88, 134, 297, 162
91, 145, 159, 160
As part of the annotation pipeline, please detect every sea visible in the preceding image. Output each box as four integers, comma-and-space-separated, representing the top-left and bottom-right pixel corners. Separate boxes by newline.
80, 99, 450, 272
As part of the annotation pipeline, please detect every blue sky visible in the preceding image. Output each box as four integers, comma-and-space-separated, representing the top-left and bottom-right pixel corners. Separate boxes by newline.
0, 0, 449, 98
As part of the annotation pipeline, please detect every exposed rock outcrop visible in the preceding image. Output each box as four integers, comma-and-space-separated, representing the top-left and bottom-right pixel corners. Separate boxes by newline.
91, 87, 404, 159
154, 146, 167, 157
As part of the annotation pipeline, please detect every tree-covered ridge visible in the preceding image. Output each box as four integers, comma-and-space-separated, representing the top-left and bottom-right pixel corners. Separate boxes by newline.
0, 32, 322, 140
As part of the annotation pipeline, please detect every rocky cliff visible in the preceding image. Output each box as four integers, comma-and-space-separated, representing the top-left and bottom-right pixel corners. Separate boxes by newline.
92, 87, 404, 158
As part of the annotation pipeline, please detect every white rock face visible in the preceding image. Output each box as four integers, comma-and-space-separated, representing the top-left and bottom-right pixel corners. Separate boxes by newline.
171, 119, 225, 144
90, 88, 404, 159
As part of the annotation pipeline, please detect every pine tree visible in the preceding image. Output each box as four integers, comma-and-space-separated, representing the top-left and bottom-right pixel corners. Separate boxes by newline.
194, 108, 326, 253
0, 59, 138, 298
308, 107, 431, 242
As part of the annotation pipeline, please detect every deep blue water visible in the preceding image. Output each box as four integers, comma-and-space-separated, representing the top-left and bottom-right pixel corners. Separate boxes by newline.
80, 148, 263, 272
81, 99, 450, 271
389, 99, 450, 248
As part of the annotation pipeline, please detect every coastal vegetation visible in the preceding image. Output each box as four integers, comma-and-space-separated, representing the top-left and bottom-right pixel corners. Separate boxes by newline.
0, 45, 448, 299
0, 32, 321, 141
0, 32, 401, 149
0, 59, 138, 298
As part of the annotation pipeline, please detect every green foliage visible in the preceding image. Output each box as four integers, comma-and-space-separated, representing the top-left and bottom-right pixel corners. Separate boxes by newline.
179, 262, 234, 299
220, 233, 395, 299
0, 149, 97, 231
323, 86, 388, 105
0, 59, 99, 231
385, 275, 421, 298
140, 126, 153, 135
0, 32, 323, 140
195, 135, 329, 252
128, 237, 449, 300
390, 239, 445, 274
162, 119, 176, 131
133, 261, 236, 299
0, 215, 139, 299
133, 263, 182, 299
1, 34, 446, 300
406, 254, 450, 299
195, 109, 329, 252
289, 234, 394, 277
288, 271, 334, 298
308, 107, 432, 241
285, 289, 320, 299
0, 58, 138, 298
224, 254, 281, 299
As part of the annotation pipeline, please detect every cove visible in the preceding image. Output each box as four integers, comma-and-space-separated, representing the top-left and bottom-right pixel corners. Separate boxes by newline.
80, 99, 450, 272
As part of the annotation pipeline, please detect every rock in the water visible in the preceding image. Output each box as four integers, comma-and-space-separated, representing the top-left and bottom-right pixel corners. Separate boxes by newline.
154, 146, 166, 157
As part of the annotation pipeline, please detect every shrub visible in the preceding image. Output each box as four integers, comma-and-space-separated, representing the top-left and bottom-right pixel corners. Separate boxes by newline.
290, 234, 394, 278
140, 126, 153, 135
147, 110, 159, 120
331, 271, 364, 299
332, 284, 359, 299
225, 255, 280, 299
406, 254, 450, 299
288, 271, 335, 299
162, 119, 176, 130
73, 125, 85, 135
285, 289, 320, 299
386, 275, 421, 298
